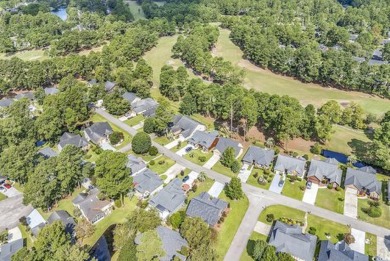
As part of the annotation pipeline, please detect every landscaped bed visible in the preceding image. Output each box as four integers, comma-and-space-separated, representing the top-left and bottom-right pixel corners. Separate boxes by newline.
315, 187, 345, 214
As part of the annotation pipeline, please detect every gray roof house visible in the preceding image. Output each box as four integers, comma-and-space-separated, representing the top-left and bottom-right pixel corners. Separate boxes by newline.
84, 122, 113, 145
127, 155, 147, 175
269, 221, 317, 261
242, 146, 275, 168
104, 81, 116, 92
58, 132, 89, 151
47, 210, 76, 236
122, 92, 141, 105
133, 169, 163, 198
72, 188, 114, 224
14, 92, 35, 101
274, 154, 306, 177
345, 168, 382, 199
186, 192, 228, 226
188, 131, 218, 151
214, 137, 243, 158
318, 240, 368, 261
0, 98, 13, 108
26, 209, 46, 237
307, 159, 342, 186
149, 178, 186, 219
171, 115, 206, 139
132, 98, 159, 117
359, 166, 376, 174
135, 226, 188, 261
38, 147, 58, 159
44, 87, 59, 95
0, 238, 24, 261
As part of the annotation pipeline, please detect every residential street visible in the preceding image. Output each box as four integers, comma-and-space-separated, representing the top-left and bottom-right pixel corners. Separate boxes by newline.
0, 195, 33, 231
96, 109, 390, 260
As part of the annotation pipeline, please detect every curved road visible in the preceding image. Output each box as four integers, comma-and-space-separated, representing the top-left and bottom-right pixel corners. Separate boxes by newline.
96, 109, 390, 260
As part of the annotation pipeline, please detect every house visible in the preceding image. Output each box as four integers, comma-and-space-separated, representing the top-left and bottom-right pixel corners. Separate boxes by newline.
318, 240, 368, 261
307, 159, 342, 187
44, 87, 59, 95
84, 122, 113, 145
58, 132, 89, 152
14, 92, 35, 101
26, 209, 46, 237
171, 115, 206, 139
242, 146, 275, 168
127, 155, 147, 175
122, 92, 141, 106
135, 226, 188, 261
358, 166, 376, 174
133, 169, 164, 198
188, 131, 218, 151
38, 147, 58, 159
274, 154, 306, 178
0, 238, 24, 261
149, 178, 186, 219
344, 167, 382, 199
269, 221, 317, 261
214, 137, 243, 159
131, 98, 159, 117
104, 81, 116, 92
47, 210, 76, 236
186, 192, 228, 227
72, 188, 114, 224
0, 99, 13, 109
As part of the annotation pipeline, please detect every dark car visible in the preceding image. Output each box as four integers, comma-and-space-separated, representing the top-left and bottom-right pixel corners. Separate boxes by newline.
278, 180, 284, 187
182, 176, 190, 182
306, 181, 312, 189
4, 184, 11, 189
185, 146, 193, 153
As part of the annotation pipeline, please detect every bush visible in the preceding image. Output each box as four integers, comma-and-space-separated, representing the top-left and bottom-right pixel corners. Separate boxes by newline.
198, 156, 207, 162
303, 154, 309, 160
367, 206, 382, 218
176, 141, 182, 149
264, 169, 271, 175
327, 184, 333, 189
132, 132, 152, 154
192, 184, 198, 192
266, 214, 274, 222
109, 131, 124, 145
158, 160, 165, 165
149, 160, 155, 166
310, 142, 322, 154
114, 199, 122, 208
299, 185, 305, 191
231, 160, 241, 173
148, 146, 158, 156
258, 176, 267, 185
179, 246, 190, 257
143, 117, 156, 134
308, 227, 317, 235
253, 172, 258, 178
169, 211, 186, 229
368, 200, 380, 207
335, 186, 341, 191
292, 152, 299, 157
180, 170, 185, 176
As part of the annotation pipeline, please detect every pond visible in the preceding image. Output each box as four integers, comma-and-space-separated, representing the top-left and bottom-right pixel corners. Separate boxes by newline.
51, 8, 67, 21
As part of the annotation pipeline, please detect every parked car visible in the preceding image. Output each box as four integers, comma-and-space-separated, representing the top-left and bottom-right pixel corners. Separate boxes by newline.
182, 176, 190, 182
278, 180, 284, 187
0, 186, 4, 191
4, 184, 11, 189
306, 181, 312, 189
185, 147, 193, 153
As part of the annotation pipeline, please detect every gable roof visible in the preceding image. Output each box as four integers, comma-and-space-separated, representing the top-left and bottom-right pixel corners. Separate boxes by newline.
122, 92, 140, 105
345, 168, 381, 195
26, 209, 46, 236
47, 210, 75, 235
133, 169, 163, 194
84, 122, 113, 144
132, 98, 158, 115
149, 178, 186, 213
269, 221, 317, 261
44, 87, 59, 95
38, 147, 58, 158
359, 166, 376, 174
171, 115, 204, 138
215, 137, 242, 157
0, 98, 13, 108
186, 192, 228, 226
307, 159, 342, 185
188, 131, 218, 149
274, 154, 306, 176
0, 238, 24, 261
324, 158, 340, 165
318, 240, 369, 261
73, 188, 112, 223
242, 146, 275, 167
127, 155, 146, 175
59, 132, 88, 150
14, 92, 35, 101
156, 226, 188, 261
104, 81, 116, 92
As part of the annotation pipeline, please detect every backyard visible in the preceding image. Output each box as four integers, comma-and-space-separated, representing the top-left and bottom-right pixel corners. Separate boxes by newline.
315, 188, 345, 214
326, 125, 371, 155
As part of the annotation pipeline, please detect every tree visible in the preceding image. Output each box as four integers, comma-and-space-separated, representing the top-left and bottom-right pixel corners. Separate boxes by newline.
383, 43, 390, 62
169, 211, 186, 229
136, 230, 165, 260
154, 98, 173, 135
220, 147, 236, 168
117, 234, 137, 261
252, 240, 267, 260
95, 151, 133, 201
225, 177, 243, 200
143, 117, 156, 133
114, 223, 135, 252
149, 146, 158, 156
75, 218, 95, 244
109, 131, 124, 145
180, 217, 211, 250
231, 160, 241, 173
127, 209, 161, 233
261, 245, 277, 260
179, 94, 197, 115
132, 132, 152, 154
318, 100, 342, 124
277, 252, 295, 261
104, 90, 130, 116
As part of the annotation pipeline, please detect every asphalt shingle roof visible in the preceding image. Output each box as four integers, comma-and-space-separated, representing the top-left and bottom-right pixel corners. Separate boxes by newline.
133, 169, 163, 195
104, 81, 116, 92
307, 159, 342, 185
84, 122, 113, 144
127, 155, 146, 175
149, 178, 186, 213
132, 98, 158, 116
318, 240, 369, 261
26, 209, 46, 236
59, 132, 88, 150
38, 147, 58, 158
14, 92, 35, 100
186, 192, 228, 226
171, 115, 204, 138
122, 92, 140, 105
274, 154, 306, 176
215, 137, 242, 158
242, 146, 275, 167
188, 131, 218, 149
0, 238, 24, 261
345, 168, 381, 195
73, 188, 112, 223
47, 210, 75, 235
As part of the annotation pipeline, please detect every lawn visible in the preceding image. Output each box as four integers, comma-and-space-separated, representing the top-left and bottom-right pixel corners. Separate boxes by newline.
214, 27, 390, 116
315, 188, 345, 214
127, 1, 146, 20
83, 197, 137, 247
148, 155, 176, 174
171, 141, 188, 152
0, 193, 7, 201
191, 113, 215, 130
281, 179, 305, 200
0, 49, 48, 61
215, 192, 249, 260
124, 114, 144, 127
241, 232, 268, 261
187, 177, 214, 201
184, 149, 213, 166
19, 224, 34, 249
306, 214, 349, 243
326, 125, 371, 155
212, 161, 237, 178
85, 149, 100, 163
357, 198, 390, 229
90, 114, 132, 149
258, 205, 305, 225
246, 168, 272, 190
365, 233, 377, 258
154, 135, 172, 146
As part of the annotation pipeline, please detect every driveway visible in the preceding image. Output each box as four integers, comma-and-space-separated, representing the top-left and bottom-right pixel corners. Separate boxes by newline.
269, 173, 284, 194
176, 144, 194, 157
254, 221, 271, 236
0, 195, 33, 232
163, 163, 185, 184
184, 171, 199, 188
344, 188, 358, 219
238, 164, 252, 183
0, 186, 22, 198
8, 226, 22, 242
208, 182, 224, 198
100, 142, 116, 151
203, 153, 220, 169
377, 236, 390, 260
302, 183, 319, 205
164, 137, 184, 149
349, 228, 365, 254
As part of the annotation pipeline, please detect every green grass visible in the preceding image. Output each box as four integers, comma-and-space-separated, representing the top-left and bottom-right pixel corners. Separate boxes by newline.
315, 188, 345, 214
326, 125, 371, 155
281, 179, 305, 200
365, 233, 377, 258
90, 114, 132, 149
191, 113, 215, 130
187, 177, 214, 201
246, 168, 272, 190
0, 193, 7, 201
240, 232, 268, 261
215, 27, 390, 116
19, 224, 34, 249
85, 149, 100, 163
0, 49, 48, 61
12, 182, 24, 193
215, 192, 249, 260
184, 149, 213, 166
124, 114, 144, 127
212, 161, 237, 178
83, 197, 137, 247
306, 214, 349, 243
358, 198, 390, 229
154, 135, 172, 146
259, 205, 305, 225
127, 1, 146, 20
148, 155, 175, 174
171, 141, 188, 152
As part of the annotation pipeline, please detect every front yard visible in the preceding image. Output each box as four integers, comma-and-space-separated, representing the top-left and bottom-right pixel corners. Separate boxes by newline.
259, 205, 305, 225
124, 114, 144, 127
358, 198, 390, 229
212, 161, 237, 178
154, 135, 172, 146
184, 149, 213, 166
0, 193, 7, 201
315, 188, 345, 214
306, 214, 348, 243
147, 155, 176, 174
281, 178, 305, 200
187, 177, 214, 201
246, 168, 272, 190
365, 233, 377, 258
171, 141, 188, 152
241, 232, 268, 261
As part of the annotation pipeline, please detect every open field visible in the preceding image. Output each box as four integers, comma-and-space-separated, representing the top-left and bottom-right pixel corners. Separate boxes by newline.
214, 28, 390, 116
0, 50, 48, 61
126, 1, 146, 20
325, 125, 371, 155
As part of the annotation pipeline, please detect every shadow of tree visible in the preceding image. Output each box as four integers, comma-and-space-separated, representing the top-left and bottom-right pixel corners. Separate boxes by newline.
347, 138, 371, 160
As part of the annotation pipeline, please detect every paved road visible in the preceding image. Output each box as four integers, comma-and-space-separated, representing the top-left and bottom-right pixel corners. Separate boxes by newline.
0, 195, 33, 231
96, 109, 390, 259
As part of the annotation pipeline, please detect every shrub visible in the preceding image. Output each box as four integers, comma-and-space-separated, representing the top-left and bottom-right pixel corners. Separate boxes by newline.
197, 172, 206, 182
264, 169, 271, 175
231, 160, 241, 173
275, 147, 280, 154
114, 199, 122, 208
253, 172, 258, 178
179, 246, 190, 257
292, 152, 299, 157
158, 160, 165, 165
109, 131, 124, 145
192, 184, 198, 192
148, 146, 158, 156
176, 141, 182, 149
149, 160, 155, 166
303, 154, 309, 160
180, 170, 185, 176
335, 186, 341, 191
367, 206, 382, 218
310, 142, 322, 154
308, 227, 316, 235
327, 184, 333, 189
198, 156, 207, 162
132, 132, 151, 154
297, 177, 302, 182
219, 216, 225, 223
368, 200, 380, 207
299, 185, 305, 191
266, 214, 274, 222
258, 176, 267, 185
